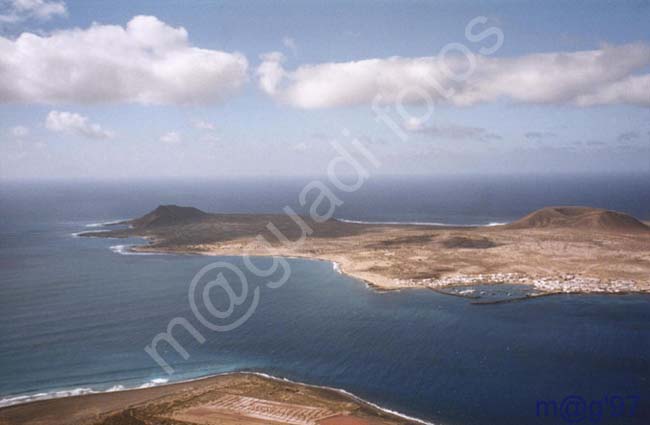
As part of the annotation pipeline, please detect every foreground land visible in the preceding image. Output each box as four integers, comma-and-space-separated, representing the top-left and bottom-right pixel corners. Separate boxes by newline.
0, 373, 416, 425
83, 205, 650, 296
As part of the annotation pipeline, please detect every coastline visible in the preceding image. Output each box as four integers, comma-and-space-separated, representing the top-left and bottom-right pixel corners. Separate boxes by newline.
128, 242, 650, 298
78, 204, 650, 299
80, 231, 650, 300
0, 371, 433, 425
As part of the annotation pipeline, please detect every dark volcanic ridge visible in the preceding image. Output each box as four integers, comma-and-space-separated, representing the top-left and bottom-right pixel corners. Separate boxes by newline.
130, 205, 209, 229
128, 204, 647, 233
79, 205, 649, 245
505, 206, 649, 232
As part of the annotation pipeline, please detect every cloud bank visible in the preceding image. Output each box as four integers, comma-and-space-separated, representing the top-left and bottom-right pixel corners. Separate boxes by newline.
257, 43, 650, 108
193, 120, 216, 130
11, 125, 30, 138
45, 111, 113, 139
0, 0, 66, 23
0, 15, 248, 105
160, 131, 181, 144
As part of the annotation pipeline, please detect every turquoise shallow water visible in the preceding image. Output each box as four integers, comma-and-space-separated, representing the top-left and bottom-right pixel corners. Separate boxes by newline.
1, 177, 649, 425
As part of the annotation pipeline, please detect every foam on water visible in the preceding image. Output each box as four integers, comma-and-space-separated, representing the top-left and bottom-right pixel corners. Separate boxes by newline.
0, 378, 171, 408
336, 218, 508, 227
0, 387, 94, 408
332, 261, 342, 274
85, 219, 128, 228
73, 230, 120, 238
249, 372, 436, 425
136, 378, 169, 388
109, 244, 168, 256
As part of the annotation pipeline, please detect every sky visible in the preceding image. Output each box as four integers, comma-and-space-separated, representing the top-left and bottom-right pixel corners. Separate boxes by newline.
0, 0, 649, 179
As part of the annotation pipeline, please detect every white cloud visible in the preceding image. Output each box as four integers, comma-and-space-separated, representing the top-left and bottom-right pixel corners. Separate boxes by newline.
45, 110, 113, 139
160, 131, 181, 144
0, 15, 248, 105
193, 120, 216, 130
199, 133, 219, 144
257, 43, 650, 108
291, 142, 308, 152
0, 0, 66, 23
403, 117, 427, 131
257, 51, 286, 96
11, 125, 29, 138
574, 74, 650, 107
282, 36, 297, 55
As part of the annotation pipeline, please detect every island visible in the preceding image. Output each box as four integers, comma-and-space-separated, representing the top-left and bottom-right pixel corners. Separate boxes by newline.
82, 205, 650, 298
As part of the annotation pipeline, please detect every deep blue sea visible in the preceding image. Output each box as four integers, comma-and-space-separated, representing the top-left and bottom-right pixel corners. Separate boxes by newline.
1, 175, 649, 425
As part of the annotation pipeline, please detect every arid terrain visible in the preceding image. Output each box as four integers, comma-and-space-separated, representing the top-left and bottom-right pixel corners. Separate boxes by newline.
0, 373, 415, 425
83, 205, 650, 296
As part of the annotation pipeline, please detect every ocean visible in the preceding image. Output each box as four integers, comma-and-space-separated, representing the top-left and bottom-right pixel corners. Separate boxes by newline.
1, 175, 649, 425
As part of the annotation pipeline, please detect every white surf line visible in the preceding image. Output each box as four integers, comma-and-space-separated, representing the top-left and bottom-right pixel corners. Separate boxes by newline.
84, 218, 129, 228
0, 377, 172, 408
72, 230, 128, 240
74, 215, 136, 239
248, 372, 437, 425
109, 243, 172, 256
332, 261, 342, 274
336, 218, 508, 227
72, 216, 158, 254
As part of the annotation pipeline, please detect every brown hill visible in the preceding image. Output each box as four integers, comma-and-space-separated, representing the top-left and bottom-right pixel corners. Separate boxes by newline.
130, 205, 208, 228
506, 206, 649, 232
